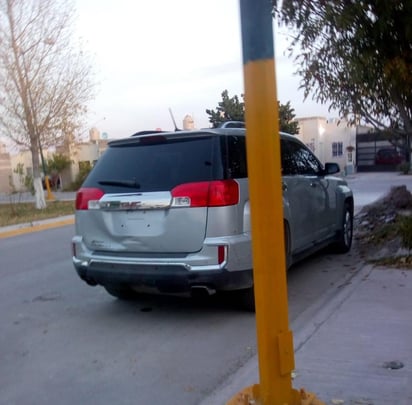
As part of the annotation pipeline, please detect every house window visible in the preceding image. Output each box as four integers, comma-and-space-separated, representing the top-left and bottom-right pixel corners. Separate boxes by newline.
332, 142, 343, 157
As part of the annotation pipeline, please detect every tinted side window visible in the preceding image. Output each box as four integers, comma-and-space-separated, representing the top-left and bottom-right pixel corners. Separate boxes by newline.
281, 139, 297, 175
282, 139, 322, 175
222, 136, 247, 178
84, 136, 222, 192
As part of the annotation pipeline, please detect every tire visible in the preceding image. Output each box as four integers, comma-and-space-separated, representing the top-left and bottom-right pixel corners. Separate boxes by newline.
334, 202, 353, 253
103, 284, 139, 300
236, 286, 255, 312
236, 222, 290, 312
284, 221, 292, 269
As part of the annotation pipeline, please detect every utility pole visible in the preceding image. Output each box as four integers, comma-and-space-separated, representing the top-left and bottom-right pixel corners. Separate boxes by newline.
227, 1, 325, 404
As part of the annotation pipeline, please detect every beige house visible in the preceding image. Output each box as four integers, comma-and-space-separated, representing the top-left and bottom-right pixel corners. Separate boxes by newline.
0, 147, 38, 193
55, 128, 109, 189
0, 143, 13, 193
295, 116, 372, 174
0, 128, 109, 193
10, 150, 35, 191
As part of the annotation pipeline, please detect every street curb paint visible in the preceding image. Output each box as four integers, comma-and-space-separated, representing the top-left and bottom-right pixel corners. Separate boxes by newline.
0, 217, 74, 239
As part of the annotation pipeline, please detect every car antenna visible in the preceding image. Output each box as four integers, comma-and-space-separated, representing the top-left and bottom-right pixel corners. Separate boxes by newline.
168, 107, 181, 131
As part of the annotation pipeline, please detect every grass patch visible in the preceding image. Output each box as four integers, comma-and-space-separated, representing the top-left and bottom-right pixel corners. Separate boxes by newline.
368, 222, 399, 245
0, 200, 75, 227
369, 255, 412, 269
358, 218, 409, 248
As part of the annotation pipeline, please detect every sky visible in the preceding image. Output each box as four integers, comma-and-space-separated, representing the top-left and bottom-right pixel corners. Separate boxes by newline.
73, 0, 334, 140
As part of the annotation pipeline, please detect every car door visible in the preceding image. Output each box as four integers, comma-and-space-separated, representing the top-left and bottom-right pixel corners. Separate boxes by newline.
281, 138, 332, 253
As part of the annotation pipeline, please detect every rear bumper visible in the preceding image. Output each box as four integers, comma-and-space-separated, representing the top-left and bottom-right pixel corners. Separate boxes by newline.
73, 259, 253, 293
72, 234, 253, 293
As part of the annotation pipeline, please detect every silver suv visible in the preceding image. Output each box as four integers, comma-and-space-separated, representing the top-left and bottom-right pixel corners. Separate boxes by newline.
72, 128, 353, 309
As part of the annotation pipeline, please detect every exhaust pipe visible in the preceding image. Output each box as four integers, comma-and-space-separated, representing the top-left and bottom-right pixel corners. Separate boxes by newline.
190, 285, 216, 297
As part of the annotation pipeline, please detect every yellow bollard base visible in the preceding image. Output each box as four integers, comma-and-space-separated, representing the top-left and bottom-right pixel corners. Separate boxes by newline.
226, 384, 259, 405
44, 176, 56, 201
226, 385, 326, 405
299, 388, 327, 405
46, 192, 56, 201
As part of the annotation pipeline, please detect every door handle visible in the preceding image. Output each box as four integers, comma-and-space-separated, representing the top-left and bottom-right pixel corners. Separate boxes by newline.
282, 182, 287, 191
310, 182, 317, 187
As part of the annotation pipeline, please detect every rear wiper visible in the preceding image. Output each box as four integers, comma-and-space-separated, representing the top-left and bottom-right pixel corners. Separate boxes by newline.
98, 179, 141, 189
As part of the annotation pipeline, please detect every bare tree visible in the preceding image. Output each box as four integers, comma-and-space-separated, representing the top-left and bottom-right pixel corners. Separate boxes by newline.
0, 0, 95, 208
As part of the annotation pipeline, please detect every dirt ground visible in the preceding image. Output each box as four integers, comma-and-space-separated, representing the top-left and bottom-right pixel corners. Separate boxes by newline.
354, 185, 412, 268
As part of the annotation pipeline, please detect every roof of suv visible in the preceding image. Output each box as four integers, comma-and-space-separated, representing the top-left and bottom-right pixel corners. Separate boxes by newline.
109, 128, 296, 147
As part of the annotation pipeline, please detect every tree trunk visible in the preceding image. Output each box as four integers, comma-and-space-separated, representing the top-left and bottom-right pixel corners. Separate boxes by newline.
33, 177, 46, 209
30, 137, 46, 209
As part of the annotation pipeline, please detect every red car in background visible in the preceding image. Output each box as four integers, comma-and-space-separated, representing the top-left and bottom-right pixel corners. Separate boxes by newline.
375, 148, 404, 165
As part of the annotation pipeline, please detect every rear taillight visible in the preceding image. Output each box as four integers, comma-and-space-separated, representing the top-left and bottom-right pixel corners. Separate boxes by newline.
218, 245, 227, 265
75, 187, 105, 210
171, 180, 239, 207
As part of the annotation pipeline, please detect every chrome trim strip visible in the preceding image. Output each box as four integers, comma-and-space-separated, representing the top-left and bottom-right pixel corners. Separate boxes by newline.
98, 191, 172, 210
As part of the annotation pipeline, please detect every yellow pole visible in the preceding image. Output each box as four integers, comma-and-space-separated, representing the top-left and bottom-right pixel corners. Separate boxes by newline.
44, 175, 55, 201
240, 1, 298, 402
227, 1, 324, 404
243, 56, 298, 402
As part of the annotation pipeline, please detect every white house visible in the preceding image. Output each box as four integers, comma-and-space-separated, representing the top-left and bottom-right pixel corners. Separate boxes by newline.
295, 116, 372, 174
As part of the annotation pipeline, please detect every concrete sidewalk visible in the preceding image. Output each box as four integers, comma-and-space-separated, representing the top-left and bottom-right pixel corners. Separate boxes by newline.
200, 264, 412, 405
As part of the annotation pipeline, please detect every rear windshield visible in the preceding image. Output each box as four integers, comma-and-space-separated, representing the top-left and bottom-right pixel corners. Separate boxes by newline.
83, 136, 222, 193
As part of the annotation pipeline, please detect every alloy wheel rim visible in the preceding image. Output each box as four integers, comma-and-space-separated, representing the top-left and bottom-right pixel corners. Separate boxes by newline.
344, 211, 352, 246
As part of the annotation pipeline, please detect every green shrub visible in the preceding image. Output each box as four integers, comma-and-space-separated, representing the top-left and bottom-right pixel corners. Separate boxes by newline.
398, 215, 412, 254
8, 163, 34, 197
399, 162, 410, 175
67, 166, 92, 191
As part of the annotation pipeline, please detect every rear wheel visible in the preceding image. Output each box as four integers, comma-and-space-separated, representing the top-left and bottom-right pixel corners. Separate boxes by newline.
236, 286, 255, 312
236, 222, 291, 312
103, 284, 139, 300
335, 202, 353, 253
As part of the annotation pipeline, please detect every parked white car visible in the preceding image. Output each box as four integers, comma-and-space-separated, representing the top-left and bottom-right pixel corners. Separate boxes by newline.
72, 128, 354, 310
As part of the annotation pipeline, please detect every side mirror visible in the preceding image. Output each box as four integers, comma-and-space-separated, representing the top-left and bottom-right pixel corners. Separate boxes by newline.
324, 162, 340, 175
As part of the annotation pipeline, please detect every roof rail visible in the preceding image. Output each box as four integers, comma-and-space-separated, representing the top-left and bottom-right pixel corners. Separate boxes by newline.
217, 121, 245, 129
130, 130, 166, 137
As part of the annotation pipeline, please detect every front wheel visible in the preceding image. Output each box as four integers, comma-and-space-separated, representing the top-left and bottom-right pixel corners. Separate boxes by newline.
334, 202, 353, 253
284, 220, 292, 269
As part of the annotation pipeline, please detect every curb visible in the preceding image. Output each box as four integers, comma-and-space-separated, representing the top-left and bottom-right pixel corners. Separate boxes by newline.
0, 215, 74, 239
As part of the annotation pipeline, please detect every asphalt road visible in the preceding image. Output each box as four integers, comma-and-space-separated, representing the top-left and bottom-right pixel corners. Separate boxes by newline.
0, 226, 362, 405
346, 171, 412, 212
1, 171, 411, 404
